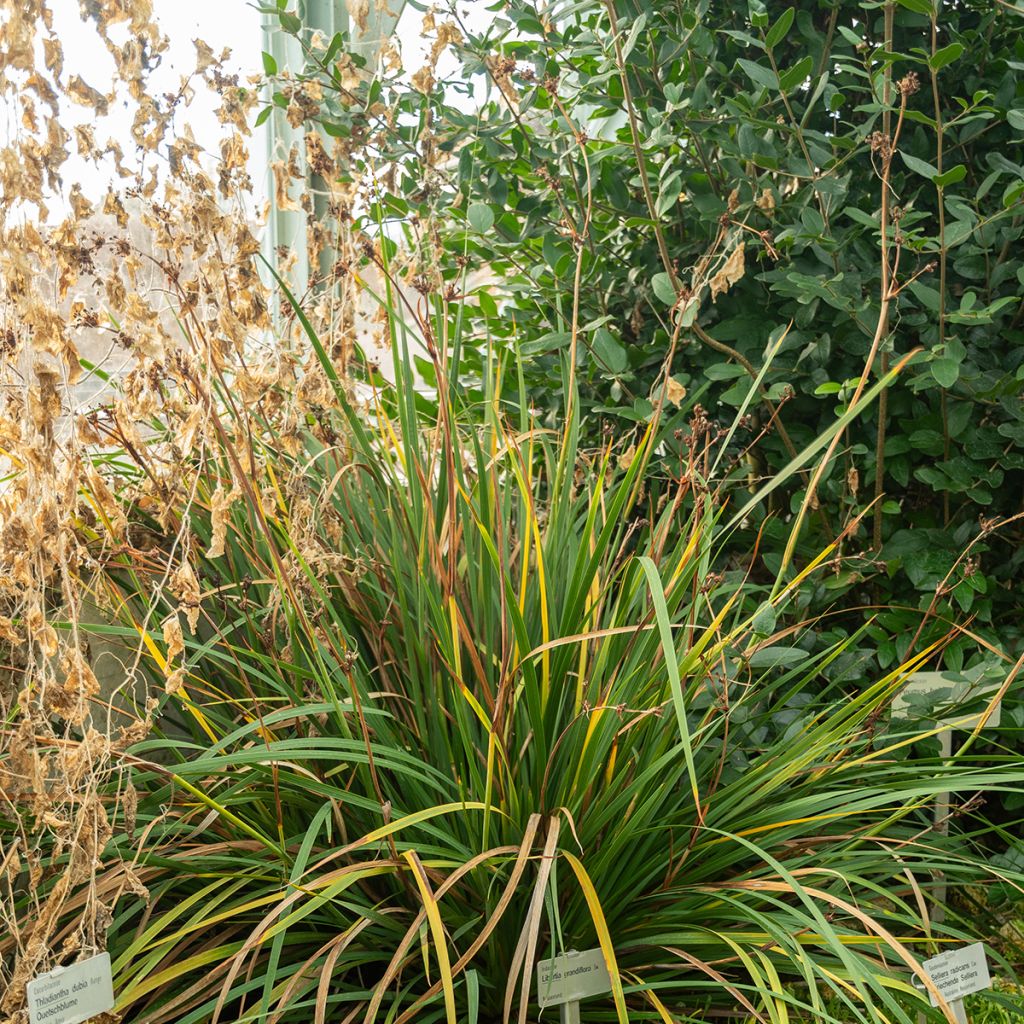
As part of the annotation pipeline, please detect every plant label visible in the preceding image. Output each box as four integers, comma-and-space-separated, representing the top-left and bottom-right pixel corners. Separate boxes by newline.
893, 672, 1001, 729
920, 943, 992, 1006
895, 673, 1002, 937
26, 952, 114, 1024
536, 947, 611, 1008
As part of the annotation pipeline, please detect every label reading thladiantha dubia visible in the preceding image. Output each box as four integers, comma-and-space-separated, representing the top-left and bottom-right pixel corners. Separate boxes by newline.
536, 947, 611, 1008
26, 952, 114, 1024
920, 943, 992, 1006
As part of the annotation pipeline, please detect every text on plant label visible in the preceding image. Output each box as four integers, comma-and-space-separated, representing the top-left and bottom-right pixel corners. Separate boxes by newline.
26, 953, 115, 1024
536, 947, 612, 1008
920, 943, 992, 1006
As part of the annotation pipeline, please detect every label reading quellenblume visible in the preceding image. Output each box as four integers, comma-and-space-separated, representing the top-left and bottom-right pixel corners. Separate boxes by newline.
26, 952, 114, 1024
920, 943, 992, 1006
536, 948, 611, 1008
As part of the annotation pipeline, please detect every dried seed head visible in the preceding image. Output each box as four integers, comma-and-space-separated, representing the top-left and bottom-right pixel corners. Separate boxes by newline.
899, 71, 921, 97
493, 55, 517, 78
869, 130, 892, 159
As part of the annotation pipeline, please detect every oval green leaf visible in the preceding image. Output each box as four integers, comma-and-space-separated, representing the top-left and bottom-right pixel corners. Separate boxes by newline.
468, 203, 495, 233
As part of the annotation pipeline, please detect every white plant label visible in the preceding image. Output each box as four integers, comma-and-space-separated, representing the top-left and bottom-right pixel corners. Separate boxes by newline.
893, 672, 1001, 729
921, 943, 992, 1006
536, 947, 611, 1008
26, 952, 114, 1024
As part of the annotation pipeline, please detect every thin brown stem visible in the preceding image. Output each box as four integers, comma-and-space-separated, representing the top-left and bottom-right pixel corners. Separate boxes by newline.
691, 322, 804, 475
603, 0, 676, 286
929, 10, 952, 527
872, 3, 896, 552
781, 26, 911, 582
605, 2, 810, 485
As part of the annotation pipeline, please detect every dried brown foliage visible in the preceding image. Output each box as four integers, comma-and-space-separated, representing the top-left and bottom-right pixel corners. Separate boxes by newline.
0, 1, 385, 1013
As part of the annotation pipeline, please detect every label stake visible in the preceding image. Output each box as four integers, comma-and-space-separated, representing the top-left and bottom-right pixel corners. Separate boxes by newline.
916, 941, 991, 1024
536, 947, 611, 1019
894, 674, 1002, 1024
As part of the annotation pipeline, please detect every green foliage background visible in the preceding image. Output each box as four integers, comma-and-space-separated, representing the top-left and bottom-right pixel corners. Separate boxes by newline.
273, 0, 1024, 764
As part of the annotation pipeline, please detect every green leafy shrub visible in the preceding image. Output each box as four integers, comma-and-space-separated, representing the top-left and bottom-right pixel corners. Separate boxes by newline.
263, 0, 1024, 691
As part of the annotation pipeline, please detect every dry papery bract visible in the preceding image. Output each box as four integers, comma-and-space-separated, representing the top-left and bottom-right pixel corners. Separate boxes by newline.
0, 0, 393, 1011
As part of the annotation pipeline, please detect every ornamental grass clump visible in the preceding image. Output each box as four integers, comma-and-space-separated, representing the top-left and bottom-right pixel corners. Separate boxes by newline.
36, 280, 1020, 1024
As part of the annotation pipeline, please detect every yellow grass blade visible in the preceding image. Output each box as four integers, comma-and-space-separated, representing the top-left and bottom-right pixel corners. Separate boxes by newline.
361, 801, 495, 847
403, 851, 457, 1024
561, 851, 629, 1024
